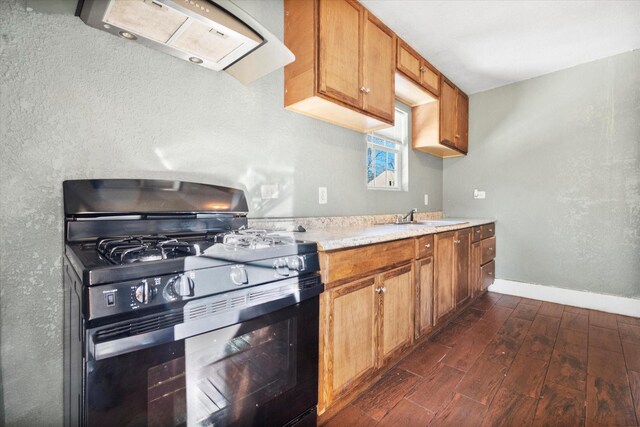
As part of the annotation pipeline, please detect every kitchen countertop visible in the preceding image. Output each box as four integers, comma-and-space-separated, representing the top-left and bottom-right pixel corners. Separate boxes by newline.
293, 218, 496, 251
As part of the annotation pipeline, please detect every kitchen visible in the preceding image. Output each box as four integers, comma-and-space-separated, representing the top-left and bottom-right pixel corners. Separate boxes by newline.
1, 0, 639, 426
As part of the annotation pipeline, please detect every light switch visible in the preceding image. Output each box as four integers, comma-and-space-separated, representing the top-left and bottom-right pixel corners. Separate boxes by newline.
473, 189, 486, 199
424, 194, 429, 205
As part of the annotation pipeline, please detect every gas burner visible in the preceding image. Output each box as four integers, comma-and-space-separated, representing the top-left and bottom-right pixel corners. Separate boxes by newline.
97, 236, 202, 264
221, 229, 296, 250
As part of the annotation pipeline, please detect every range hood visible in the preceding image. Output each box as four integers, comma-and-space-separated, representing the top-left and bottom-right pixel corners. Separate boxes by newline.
78, 0, 295, 84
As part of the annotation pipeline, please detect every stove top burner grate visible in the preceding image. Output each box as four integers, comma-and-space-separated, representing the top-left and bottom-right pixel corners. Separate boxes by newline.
97, 236, 202, 264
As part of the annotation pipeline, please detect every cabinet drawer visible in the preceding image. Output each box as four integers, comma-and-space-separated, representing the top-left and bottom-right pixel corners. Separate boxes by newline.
415, 234, 434, 259
481, 260, 495, 291
481, 236, 496, 265
471, 226, 482, 243
321, 239, 414, 287
481, 223, 495, 239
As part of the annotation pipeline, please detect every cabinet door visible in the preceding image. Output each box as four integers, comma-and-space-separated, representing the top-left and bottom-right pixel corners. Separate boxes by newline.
396, 41, 421, 83
420, 61, 440, 95
379, 264, 413, 363
318, 0, 362, 108
434, 231, 455, 325
327, 277, 378, 401
415, 257, 434, 339
362, 12, 395, 122
471, 241, 481, 298
455, 91, 468, 152
455, 229, 471, 307
440, 78, 457, 147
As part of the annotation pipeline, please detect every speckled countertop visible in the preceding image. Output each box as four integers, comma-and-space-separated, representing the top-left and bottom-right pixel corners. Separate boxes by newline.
292, 218, 496, 251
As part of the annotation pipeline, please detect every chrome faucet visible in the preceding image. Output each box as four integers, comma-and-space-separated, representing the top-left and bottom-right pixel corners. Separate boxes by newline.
401, 208, 417, 223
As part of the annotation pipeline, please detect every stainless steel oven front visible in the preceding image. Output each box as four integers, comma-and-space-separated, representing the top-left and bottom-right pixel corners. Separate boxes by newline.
65, 265, 321, 427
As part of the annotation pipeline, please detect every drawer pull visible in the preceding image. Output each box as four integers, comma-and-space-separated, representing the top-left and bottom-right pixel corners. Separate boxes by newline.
376, 287, 387, 294
489, 248, 493, 251
488, 272, 493, 276
425, 243, 431, 248
476, 230, 480, 233
489, 229, 493, 232
454, 240, 460, 244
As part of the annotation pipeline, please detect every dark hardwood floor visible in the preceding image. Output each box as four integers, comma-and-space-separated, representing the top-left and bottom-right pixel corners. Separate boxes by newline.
324, 292, 640, 427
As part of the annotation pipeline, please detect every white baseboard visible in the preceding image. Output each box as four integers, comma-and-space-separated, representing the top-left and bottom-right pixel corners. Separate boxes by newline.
488, 279, 640, 317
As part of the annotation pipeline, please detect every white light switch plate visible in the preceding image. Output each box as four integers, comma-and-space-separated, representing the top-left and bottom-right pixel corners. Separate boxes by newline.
318, 187, 327, 204
424, 194, 429, 205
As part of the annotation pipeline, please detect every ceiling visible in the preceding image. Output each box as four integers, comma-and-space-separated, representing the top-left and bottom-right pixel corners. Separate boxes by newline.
361, 0, 640, 94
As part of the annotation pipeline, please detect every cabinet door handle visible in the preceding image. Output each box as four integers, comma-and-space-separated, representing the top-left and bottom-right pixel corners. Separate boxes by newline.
381, 287, 387, 294
476, 230, 481, 234
489, 247, 493, 251
365, 87, 371, 94
488, 272, 493, 276
425, 243, 431, 248
489, 229, 493, 233
360, 86, 367, 93
420, 66, 427, 72
454, 240, 460, 244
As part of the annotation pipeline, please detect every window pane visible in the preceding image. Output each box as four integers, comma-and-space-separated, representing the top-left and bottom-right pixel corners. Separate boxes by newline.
375, 150, 386, 171
367, 147, 374, 183
387, 152, 395, 170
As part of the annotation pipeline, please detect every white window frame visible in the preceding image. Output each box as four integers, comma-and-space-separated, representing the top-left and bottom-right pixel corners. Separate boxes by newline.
366, 108, 408, 191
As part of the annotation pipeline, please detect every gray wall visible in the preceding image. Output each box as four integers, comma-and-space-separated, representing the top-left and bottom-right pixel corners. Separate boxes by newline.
444, 50, 640, 299
0, 0, 443, 424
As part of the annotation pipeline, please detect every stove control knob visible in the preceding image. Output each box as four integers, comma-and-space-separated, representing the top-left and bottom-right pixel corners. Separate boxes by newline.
134, 281, 150, 304
287, 256, 305, 272
169, 275, 194, 297
273, 258, 290, 276
230, 265, 248, 286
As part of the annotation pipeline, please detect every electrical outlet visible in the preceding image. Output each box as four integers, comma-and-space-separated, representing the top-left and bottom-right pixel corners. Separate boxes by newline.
473, 189, 486, 199
424, 194, 429, 205
318, 187, 327, 204
260, 184, 279, 199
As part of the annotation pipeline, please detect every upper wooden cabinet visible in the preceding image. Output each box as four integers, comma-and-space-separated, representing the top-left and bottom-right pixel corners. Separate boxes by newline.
412, 76, 469, 158
285, 0, 395, 132
396, 40, 439, 96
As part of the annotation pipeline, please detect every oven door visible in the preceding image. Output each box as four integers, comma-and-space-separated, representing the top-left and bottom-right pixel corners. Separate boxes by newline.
84, 281, 320, 427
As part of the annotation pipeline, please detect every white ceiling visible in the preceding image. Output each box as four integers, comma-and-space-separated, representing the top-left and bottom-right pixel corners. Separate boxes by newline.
361, 0, 640, 94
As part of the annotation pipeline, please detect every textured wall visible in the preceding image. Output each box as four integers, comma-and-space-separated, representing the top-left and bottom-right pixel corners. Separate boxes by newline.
0, 0, 443, 424
444, 50, 640, 299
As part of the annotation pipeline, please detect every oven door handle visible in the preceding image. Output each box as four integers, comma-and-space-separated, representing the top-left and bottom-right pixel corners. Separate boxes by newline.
90, 283, 323, 361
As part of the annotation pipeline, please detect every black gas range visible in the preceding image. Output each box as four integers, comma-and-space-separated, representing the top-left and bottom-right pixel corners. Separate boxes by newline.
63, 179, 323, 427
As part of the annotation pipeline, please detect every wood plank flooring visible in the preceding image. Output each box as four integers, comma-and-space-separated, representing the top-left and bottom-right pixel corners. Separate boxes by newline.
324, 292, 640, 427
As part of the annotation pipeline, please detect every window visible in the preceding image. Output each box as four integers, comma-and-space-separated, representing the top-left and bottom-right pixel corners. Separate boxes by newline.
367, 108, 408, 190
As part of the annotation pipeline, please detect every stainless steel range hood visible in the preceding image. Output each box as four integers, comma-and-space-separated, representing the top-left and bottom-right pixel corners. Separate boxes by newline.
78, 0, 294, 84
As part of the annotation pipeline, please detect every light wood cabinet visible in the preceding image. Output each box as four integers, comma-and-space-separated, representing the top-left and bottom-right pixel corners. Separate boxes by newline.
412, 77, 469, 158
454, 228, 471, 307
471, 223, 496, 295
415, 256, 434, 339
396, 40, 440, 97
285, 0, 395, 132
434, 231, 455, 324
324, 277, 378, 402
318, 239, 414, 414
434, 228, 471, 324
379, 265, 414, 363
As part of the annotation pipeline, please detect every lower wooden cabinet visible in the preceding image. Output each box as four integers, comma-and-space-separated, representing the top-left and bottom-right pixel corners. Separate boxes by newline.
379, 265, 414, 363
324, 277, 378, 401
318, 223, 495, 418
471, 223, 496, 294
454, 228, 471, 307
414, 256, 434, 338
319, 260, 413, 411
434, 228, 470, 325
